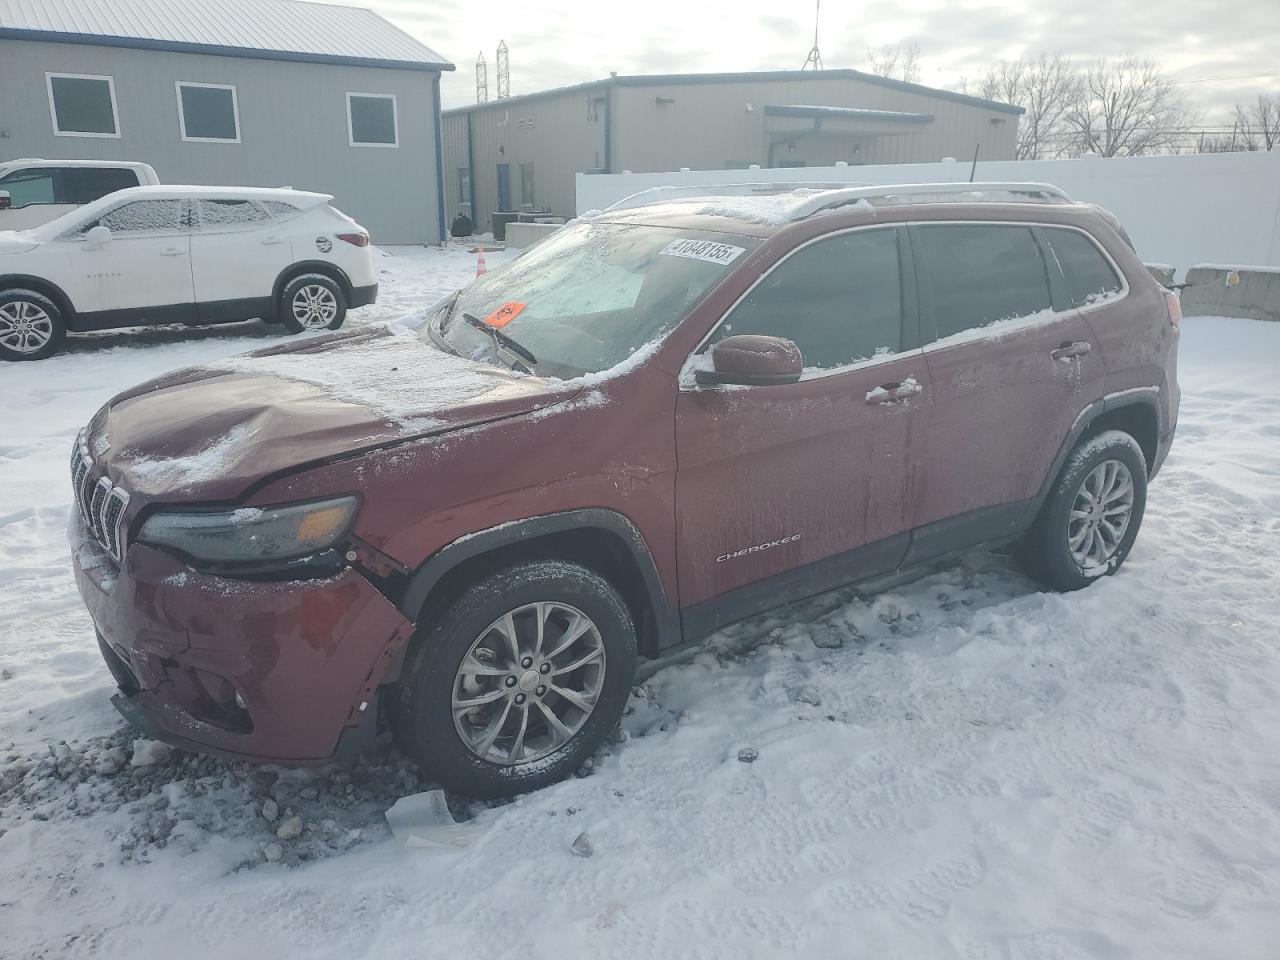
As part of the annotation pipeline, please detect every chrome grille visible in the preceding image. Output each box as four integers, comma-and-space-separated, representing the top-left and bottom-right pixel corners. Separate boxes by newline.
71, 429, 130, 563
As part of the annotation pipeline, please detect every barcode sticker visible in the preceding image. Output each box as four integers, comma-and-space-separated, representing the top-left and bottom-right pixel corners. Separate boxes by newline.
659, 239, 746, 266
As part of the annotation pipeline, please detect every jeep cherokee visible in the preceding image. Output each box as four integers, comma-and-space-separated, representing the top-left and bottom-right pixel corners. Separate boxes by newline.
70, 182, 1180, 798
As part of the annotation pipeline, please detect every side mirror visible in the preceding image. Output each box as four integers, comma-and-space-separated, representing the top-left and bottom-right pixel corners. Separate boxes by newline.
0, 190, 10, 211
695, 334, 804, 387
84, 225, 112, 248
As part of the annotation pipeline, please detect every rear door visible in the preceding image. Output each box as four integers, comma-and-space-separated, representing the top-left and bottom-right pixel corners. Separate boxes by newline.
674, 226, 931, 632
906, 221, 1103, 562
60, 198, 196, 321
189, 198, 295, 321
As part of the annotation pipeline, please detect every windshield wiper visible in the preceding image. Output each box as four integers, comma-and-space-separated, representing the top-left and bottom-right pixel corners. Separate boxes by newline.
462, 312, 538, 369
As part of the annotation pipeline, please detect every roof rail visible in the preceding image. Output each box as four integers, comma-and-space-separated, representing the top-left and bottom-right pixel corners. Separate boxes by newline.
604, 181, 866, 212
787, 181, 1072, 219
602, 180, 1073, 221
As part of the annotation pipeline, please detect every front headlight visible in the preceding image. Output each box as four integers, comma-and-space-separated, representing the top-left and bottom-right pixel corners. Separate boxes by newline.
138, 496, 359, 564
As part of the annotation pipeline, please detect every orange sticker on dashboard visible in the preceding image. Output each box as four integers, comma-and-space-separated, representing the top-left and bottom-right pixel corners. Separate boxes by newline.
483, 302, 526, 328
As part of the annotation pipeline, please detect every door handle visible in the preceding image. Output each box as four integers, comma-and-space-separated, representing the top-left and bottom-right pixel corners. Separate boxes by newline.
866, 378, 923, 405
1050, 340, 1092, 361
261, 235, 286, 245
159, 247, 187, 257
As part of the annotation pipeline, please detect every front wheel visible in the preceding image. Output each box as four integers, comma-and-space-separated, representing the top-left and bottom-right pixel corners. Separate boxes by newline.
278, 273, 347, 334
1020, 429, 1148, 591
0, 289, 66, 361
392, 560, 638, 799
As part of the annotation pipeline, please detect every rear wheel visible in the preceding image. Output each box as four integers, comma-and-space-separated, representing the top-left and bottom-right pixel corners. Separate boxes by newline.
0, 289, 65, 361
392, 560, 637, 798
1020, 429, 1147, 591
278, 273, 347, 333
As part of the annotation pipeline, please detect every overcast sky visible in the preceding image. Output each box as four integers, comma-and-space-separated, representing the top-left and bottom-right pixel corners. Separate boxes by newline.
357, 0, 1278, 123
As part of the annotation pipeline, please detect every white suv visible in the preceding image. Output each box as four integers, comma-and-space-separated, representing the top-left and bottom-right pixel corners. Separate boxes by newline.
0, 185, 378, 361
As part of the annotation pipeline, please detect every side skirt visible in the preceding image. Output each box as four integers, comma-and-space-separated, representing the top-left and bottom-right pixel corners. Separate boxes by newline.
679, 500, 1033, 647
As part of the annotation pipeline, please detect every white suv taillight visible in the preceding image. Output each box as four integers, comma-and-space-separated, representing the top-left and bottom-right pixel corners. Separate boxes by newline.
1164, 289, 1181, 327
337, 232, 369, 247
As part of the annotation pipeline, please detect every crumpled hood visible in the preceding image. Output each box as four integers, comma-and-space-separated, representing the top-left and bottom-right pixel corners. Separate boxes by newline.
0, 230, 38, 256
94, 326, 578, 502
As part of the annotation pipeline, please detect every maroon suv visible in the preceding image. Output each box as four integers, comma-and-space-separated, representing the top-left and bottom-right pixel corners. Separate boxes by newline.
70, 183, 1179, 797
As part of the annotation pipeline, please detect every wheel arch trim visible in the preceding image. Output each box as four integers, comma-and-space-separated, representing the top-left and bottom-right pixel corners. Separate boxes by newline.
396, 508, 681, 655
0, 274, 77, 325
1022, 390, 1161, 528
272, 261, 354, 304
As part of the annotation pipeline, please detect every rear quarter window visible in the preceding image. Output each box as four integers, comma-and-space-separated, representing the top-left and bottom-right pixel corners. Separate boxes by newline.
1044, 227, 1124, 306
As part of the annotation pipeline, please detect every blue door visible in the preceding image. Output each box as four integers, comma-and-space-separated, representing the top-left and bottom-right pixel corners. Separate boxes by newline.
496, 163, 511, 211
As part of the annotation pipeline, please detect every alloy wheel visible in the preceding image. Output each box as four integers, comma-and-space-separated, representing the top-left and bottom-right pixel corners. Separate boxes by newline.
0, 300, 54, 354
1067, 458, 1135, 571
451, 601, 607, 765
291, 284, 339, 329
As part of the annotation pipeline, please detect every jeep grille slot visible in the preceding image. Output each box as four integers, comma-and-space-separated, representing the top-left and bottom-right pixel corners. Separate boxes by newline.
71, 431, 130, 563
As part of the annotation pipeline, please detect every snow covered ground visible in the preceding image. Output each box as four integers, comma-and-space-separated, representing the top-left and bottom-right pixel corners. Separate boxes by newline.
2, 245, 1279, 958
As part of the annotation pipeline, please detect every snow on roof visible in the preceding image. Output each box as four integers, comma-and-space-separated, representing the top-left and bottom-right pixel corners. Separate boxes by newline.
0, 0, 453, 71
95, 184, 333, 204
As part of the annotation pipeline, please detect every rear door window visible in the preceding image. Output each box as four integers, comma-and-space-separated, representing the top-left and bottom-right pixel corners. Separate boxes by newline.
64, 167, 141, 204
711, 227, 904, 370
196, 199, 270, 230
915, 224, 1052, 341
1043, 227, 1124, 306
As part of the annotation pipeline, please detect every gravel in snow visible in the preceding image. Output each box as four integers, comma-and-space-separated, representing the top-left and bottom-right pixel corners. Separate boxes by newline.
1, 244, 1279, 958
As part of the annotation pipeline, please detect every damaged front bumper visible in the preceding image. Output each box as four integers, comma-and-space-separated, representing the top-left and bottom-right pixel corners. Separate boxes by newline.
71, 514, 414, 766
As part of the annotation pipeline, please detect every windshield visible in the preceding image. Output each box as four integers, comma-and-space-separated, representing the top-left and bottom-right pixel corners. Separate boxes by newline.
425, 221, 761, 379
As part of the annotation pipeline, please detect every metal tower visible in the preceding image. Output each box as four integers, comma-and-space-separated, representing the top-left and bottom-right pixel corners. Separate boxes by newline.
802, 0, 823, 70
496, 40, 510, 100
475, 52, 488, 104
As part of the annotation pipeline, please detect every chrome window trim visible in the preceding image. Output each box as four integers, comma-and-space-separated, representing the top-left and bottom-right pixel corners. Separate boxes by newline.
679, 222, 910, 390
914, 220, 1130, 358
1034, 222, 1131, 316
681, 218, 1131, 389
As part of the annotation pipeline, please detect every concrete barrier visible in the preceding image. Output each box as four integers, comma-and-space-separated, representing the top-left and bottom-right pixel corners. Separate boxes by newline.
505, 222, 563, 249
1181, 265, 1280, 323
1145, 263, 1175, 287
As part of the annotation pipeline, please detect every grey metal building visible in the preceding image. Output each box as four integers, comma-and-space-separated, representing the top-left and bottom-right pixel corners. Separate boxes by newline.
443, 70, 1023, 234
0, 0, 453, 242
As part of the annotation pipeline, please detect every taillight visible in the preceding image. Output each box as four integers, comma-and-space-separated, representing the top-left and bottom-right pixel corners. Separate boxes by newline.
337, 232, 369, 247
1164, 289, 1181, 327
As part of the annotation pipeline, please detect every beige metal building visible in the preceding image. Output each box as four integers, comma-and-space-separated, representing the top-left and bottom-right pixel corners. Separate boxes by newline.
442, 69, 1022, 234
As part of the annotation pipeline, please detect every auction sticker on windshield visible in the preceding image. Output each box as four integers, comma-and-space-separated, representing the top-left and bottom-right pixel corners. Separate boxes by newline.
483, 302, 527, 328
659, 239, 746, 266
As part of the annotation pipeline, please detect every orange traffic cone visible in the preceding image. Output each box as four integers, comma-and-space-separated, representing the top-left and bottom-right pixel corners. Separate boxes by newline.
476, 251, 488, 277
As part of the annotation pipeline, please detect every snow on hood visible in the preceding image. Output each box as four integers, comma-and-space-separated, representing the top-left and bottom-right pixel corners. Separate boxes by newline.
97, 326, 579, 501
0, 230, 38, 256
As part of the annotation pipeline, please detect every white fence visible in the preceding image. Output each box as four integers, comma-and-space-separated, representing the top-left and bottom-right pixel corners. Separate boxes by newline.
576, 150, 1280, 280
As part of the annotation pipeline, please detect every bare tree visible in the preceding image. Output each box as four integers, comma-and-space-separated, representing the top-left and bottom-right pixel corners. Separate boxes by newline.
1232, 94, 1280, 151
1062, 57, 1195, 157
959, 54, 1078, 160
865, 43, 921, 83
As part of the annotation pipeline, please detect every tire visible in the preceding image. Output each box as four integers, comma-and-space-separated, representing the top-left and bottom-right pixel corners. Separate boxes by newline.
0, 288, 66, 361
1019, 429, 1148, 591
392, 560, 638, 799
277, 273, 347, 334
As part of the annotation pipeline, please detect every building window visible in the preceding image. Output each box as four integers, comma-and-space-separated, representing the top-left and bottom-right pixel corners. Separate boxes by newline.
176, 82, 240, 143
46, 73, 120, 138
519, 162, 535, 207
347, 93, 398, 147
